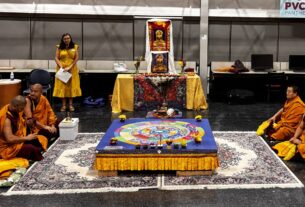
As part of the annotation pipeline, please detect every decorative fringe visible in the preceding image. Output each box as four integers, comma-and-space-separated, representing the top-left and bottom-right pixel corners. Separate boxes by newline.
95, 154, 219, 171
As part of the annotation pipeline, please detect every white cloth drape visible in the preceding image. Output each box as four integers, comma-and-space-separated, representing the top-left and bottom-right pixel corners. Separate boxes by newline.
145, 19, 177, 74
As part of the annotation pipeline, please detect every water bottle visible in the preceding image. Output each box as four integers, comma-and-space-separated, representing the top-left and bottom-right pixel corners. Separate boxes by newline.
10, 72, 14, 81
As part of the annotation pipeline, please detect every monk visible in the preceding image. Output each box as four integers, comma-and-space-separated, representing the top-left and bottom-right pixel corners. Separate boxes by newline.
24, 84, 59, 142
0, 96, 47, 161
266, 86, 305, 141
289, 115, 305, 160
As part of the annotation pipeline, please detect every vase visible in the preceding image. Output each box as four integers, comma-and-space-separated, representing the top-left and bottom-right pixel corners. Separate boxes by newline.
180, 67, 185, 75
135, 66, 139, 74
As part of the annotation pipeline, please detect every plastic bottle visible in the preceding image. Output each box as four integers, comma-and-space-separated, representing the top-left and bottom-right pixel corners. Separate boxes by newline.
10, 72, 14, 81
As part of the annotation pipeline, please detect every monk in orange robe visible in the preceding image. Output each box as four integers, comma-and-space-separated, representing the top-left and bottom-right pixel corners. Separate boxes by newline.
0, 96, 47, 161
289, 115, 305, 160
266, 86, 305, 141
24, 84, 59, 142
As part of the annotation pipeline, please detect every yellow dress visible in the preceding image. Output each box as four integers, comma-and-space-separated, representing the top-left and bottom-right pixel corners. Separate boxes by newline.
53, 44, 82, 98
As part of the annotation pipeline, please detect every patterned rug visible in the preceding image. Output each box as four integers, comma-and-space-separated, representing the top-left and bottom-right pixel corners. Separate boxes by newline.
5, 132, 303, 195
162, 132, 303, 190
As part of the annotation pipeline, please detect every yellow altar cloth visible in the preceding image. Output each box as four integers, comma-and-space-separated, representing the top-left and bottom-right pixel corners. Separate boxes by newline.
95, 153, 219, 171
111, 74, 208, 113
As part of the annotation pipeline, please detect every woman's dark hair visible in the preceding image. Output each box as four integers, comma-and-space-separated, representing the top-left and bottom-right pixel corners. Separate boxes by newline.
59, 33, 75, 50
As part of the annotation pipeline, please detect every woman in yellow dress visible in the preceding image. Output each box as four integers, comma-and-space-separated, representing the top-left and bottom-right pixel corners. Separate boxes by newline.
53, 33, 82, 112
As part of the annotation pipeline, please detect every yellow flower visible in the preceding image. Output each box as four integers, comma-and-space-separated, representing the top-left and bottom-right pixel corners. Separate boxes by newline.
181, 139, 187, 147
178, 59, 186, 68
111, 137, 118, 141
195, 136, 202, 143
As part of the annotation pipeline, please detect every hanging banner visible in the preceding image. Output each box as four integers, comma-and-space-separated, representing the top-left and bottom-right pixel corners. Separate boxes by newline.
280, 0, 305, 17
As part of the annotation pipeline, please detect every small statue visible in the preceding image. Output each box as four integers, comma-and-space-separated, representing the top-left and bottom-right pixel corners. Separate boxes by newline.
65, 111, 72, 122
159, 102, 168, 112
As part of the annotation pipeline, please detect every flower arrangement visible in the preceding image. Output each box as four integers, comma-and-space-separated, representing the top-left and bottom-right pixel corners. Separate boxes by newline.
181, 139, 187, 148
144, 73, 179, 77
178, 59, 186, 74
134, 56, 144, 74
119, 114, 127, 122
194, 135, 202, 144
195, 115, 202, 122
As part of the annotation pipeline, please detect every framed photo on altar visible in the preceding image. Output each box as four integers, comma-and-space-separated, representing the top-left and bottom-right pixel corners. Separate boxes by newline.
151, 52, 169, 73
148, 20, 171, 51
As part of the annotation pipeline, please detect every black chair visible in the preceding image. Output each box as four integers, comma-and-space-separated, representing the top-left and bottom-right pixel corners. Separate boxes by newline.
23, 69, 53, 103
266, 72, 286, 102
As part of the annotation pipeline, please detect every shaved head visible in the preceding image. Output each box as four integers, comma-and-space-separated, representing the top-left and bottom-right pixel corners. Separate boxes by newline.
29, 83, 43, 100
31, 83, 43, 92
10, 95, 26, 113
11, 95, 26, 107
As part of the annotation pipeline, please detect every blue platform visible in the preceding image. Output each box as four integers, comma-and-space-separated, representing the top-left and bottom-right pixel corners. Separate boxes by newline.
96, 118, 217, 154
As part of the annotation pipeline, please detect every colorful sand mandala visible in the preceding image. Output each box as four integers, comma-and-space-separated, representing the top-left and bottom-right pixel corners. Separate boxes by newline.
114, 120, 204, 145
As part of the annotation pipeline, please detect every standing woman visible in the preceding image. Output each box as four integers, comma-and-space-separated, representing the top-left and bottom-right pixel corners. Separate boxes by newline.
53, 33, 82, 112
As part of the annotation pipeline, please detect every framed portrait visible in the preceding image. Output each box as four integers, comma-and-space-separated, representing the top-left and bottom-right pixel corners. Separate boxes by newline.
151, 52, 169, 73
148, 20, 170, 51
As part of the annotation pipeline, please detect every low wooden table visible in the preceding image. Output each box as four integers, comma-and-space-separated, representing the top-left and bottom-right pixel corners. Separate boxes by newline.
0, 79, 21, 109
95, 118, 219, 176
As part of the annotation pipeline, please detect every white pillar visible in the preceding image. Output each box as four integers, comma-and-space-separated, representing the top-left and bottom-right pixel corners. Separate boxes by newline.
200, 0, 209, 96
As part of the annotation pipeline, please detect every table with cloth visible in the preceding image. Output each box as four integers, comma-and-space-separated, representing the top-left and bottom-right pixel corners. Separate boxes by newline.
95, 118, 219, 176
111, 74, 208, 113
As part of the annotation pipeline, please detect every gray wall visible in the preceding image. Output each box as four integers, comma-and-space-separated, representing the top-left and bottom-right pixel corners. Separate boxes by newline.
0, 18, 198, 61
31, 20, 82, 59
230, 22, 278, 61
208, 22, 230, 61
83, 20, 133, 60
209, 0, 279, 9
0, 19, 31, 59
2, 17, 305, 63
208, 21, 305, 62
183, 21, 200, 62
279, 23, 305, 61
0, 0, 200, 7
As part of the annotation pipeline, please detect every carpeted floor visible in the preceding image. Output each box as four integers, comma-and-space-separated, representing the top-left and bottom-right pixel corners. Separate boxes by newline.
5, 132, 303, 196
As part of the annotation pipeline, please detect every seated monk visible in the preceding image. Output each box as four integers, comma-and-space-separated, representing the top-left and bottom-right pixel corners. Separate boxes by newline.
24, 84, 59, 142
289, 114, 305, 160
0, 96, 47, 161
266, 86, 305, 141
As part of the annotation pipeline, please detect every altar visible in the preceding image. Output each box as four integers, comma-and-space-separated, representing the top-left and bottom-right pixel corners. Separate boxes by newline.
94, 118, 219, 176
111, 74, 208, 113
111, 18, 208, 113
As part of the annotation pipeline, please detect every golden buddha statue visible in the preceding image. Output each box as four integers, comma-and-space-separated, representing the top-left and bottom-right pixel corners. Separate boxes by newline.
152, 30, 166, 51
152, 54, 167, 73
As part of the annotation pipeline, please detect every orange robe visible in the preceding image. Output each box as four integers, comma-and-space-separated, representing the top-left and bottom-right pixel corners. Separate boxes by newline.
271, 96, 305, 140
0, 105, 48, 160
297, 132, 305, 160
0, 105, 25, 159
28, 95, 57, 134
